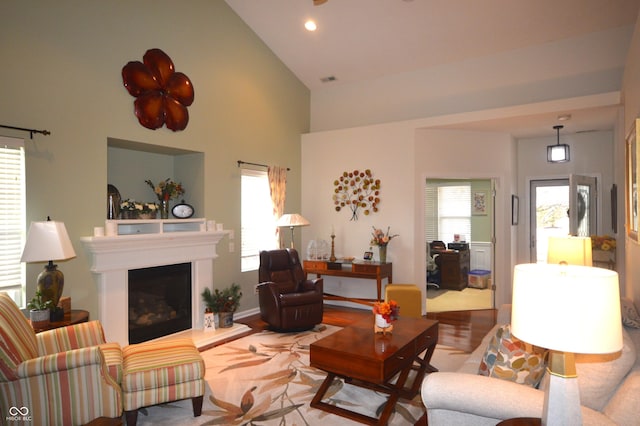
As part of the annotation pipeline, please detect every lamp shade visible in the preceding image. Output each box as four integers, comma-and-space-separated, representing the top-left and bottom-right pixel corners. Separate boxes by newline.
547, 144, 570, 162
20, 221, 76, 263
547, 124, 570, 163
511, 263, 622, 355
547, 236, 592, 266
277, 213, 310, 227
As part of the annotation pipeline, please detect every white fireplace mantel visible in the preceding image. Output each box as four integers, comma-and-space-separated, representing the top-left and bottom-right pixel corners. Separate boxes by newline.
81, 223, 235, 346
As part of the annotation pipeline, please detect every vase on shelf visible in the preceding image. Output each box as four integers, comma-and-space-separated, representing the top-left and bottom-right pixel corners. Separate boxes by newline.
378, 245, 387, 263
160, 199, 169, 219
139, 212, 157, 220
121, 210, 138, 220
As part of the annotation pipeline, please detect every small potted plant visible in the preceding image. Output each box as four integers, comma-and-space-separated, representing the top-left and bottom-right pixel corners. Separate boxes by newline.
27, 290, 54, 327
201, 283, 242, 328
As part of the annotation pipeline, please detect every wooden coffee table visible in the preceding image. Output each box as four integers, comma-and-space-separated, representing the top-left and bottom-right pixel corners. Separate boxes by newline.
310, 316, 438, 425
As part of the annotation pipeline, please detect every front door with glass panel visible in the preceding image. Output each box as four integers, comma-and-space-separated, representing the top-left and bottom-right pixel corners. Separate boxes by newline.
530, 175, 597, 263
569, 174, 597, 237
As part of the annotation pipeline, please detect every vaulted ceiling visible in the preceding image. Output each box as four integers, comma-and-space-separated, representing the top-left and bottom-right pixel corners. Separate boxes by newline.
225, 0, 640, 137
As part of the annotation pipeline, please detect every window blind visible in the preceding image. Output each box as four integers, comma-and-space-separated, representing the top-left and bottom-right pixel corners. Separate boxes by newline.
425, 181, 471, 244
0, 136, 25, 306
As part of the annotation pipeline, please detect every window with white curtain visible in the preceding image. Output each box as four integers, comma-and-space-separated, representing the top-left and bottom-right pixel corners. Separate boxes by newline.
241, 168, 278, 272
425, 181, 471, 244
0, 136, 26, 306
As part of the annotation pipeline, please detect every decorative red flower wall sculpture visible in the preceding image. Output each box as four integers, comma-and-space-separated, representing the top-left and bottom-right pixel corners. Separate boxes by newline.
122, 48, 194, 131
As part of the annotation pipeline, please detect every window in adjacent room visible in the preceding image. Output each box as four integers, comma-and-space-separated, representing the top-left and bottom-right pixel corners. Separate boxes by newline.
241, 168, 278, 272
425, 181, 471, 244
0, 136, 26, 306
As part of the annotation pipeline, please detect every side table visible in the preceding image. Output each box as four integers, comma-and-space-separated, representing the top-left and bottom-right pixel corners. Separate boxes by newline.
31, 309, 90, 333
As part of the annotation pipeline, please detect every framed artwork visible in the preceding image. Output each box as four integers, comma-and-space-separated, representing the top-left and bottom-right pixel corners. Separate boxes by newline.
626, 119, 639, 242
511, 195, 519, 226
472, 191, 488, 215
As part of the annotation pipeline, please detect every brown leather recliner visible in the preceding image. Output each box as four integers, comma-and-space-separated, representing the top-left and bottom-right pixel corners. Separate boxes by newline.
257, 248, 324, 331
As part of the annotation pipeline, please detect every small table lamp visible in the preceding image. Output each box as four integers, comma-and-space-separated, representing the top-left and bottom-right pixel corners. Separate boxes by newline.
511, 264, 622, 426
547, 236, 593, 266
276, 213, 310, 249
20, 218, 76, 310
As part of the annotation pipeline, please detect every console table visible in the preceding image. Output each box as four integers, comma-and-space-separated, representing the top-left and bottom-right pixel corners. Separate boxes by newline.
303, 260, 392, 304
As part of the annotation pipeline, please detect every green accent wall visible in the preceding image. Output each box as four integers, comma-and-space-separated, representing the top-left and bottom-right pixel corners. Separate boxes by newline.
0, 1, 310, 315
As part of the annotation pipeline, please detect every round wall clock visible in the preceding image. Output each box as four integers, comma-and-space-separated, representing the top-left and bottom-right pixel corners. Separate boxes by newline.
172, 201, 194, 219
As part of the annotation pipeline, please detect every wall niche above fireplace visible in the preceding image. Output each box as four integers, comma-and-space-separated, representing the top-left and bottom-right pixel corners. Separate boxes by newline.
107, 137, 204, 219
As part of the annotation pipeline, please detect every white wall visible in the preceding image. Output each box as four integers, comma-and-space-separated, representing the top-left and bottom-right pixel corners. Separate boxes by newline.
622, 11, 640, 302
516, 130, 617, 268
302, 123, 517, 311
301, 122, 416, 306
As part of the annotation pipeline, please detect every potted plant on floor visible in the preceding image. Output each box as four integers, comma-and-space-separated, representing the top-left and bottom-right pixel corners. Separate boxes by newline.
27, 290, 54, 328
201, 283, 242, 328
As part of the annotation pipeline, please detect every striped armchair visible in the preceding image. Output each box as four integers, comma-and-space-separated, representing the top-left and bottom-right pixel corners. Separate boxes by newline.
0, 292, 122, 425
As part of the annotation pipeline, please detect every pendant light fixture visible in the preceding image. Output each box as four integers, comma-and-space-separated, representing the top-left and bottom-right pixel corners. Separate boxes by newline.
547, 125, 570, 163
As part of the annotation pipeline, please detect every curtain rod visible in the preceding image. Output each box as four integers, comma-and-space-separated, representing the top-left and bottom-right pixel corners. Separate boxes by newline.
237, 160, 290, 171
0, 124, 51, 139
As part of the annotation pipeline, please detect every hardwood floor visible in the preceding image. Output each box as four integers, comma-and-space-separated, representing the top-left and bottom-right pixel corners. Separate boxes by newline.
236, 305, 497, 353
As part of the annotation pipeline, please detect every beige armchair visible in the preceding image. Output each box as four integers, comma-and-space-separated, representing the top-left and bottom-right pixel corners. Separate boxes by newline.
0, 292, 122, 425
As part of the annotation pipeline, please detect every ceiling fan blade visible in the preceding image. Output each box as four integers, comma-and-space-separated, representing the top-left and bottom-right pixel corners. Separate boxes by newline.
313, 0, 328, 5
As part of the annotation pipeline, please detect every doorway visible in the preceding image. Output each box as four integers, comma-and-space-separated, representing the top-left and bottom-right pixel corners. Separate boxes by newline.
425, 178, 495, 312
530, 175, 598, 262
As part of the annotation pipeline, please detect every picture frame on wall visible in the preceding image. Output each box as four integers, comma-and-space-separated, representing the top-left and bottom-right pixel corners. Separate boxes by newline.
472, 191, 488, 215
512, 195, 519, 226
626, 119, 639, 242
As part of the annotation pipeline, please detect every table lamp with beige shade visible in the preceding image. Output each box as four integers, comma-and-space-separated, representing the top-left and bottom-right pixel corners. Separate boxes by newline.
20, 218, 76, 319
546, 235, 592, 266
511, 264, 622, 425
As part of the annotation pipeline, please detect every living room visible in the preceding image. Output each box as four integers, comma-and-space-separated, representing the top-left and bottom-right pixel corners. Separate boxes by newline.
4, 1, 637, 320
2, 1, 640, 424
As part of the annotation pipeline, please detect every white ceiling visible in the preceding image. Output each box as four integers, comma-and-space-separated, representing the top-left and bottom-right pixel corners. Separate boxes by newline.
225, 0, 640, 137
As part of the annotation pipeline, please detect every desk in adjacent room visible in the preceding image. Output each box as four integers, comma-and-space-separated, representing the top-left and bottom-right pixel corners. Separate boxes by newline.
303, 260, 392, 304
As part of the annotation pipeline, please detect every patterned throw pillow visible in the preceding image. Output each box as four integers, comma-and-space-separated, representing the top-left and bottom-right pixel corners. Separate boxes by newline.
478, 324, 547, 388
621, 297, 640, 328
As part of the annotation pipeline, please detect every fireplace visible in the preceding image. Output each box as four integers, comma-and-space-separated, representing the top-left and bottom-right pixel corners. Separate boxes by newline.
81, 221, 251, 347
128, 262, 192, 344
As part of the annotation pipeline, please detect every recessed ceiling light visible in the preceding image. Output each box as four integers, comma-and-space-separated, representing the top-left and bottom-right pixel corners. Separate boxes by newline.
557, 114, 572, 121
304, 20, 317, 31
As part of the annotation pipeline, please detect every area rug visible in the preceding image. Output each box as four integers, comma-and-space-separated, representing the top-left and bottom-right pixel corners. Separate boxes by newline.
427, 286, 493, 312
134, 324, 468, 425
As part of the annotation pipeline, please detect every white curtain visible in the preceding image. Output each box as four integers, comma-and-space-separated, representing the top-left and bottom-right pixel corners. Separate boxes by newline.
268, 166, 287, 247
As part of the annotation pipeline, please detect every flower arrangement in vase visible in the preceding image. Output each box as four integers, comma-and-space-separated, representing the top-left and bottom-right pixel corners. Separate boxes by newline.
370, 226, 399, 263
145, 178, 185, 219
591, 235, 616, 251
119, 199, 159, 219
591, 235, 616, 268
372, 299, 399, 334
